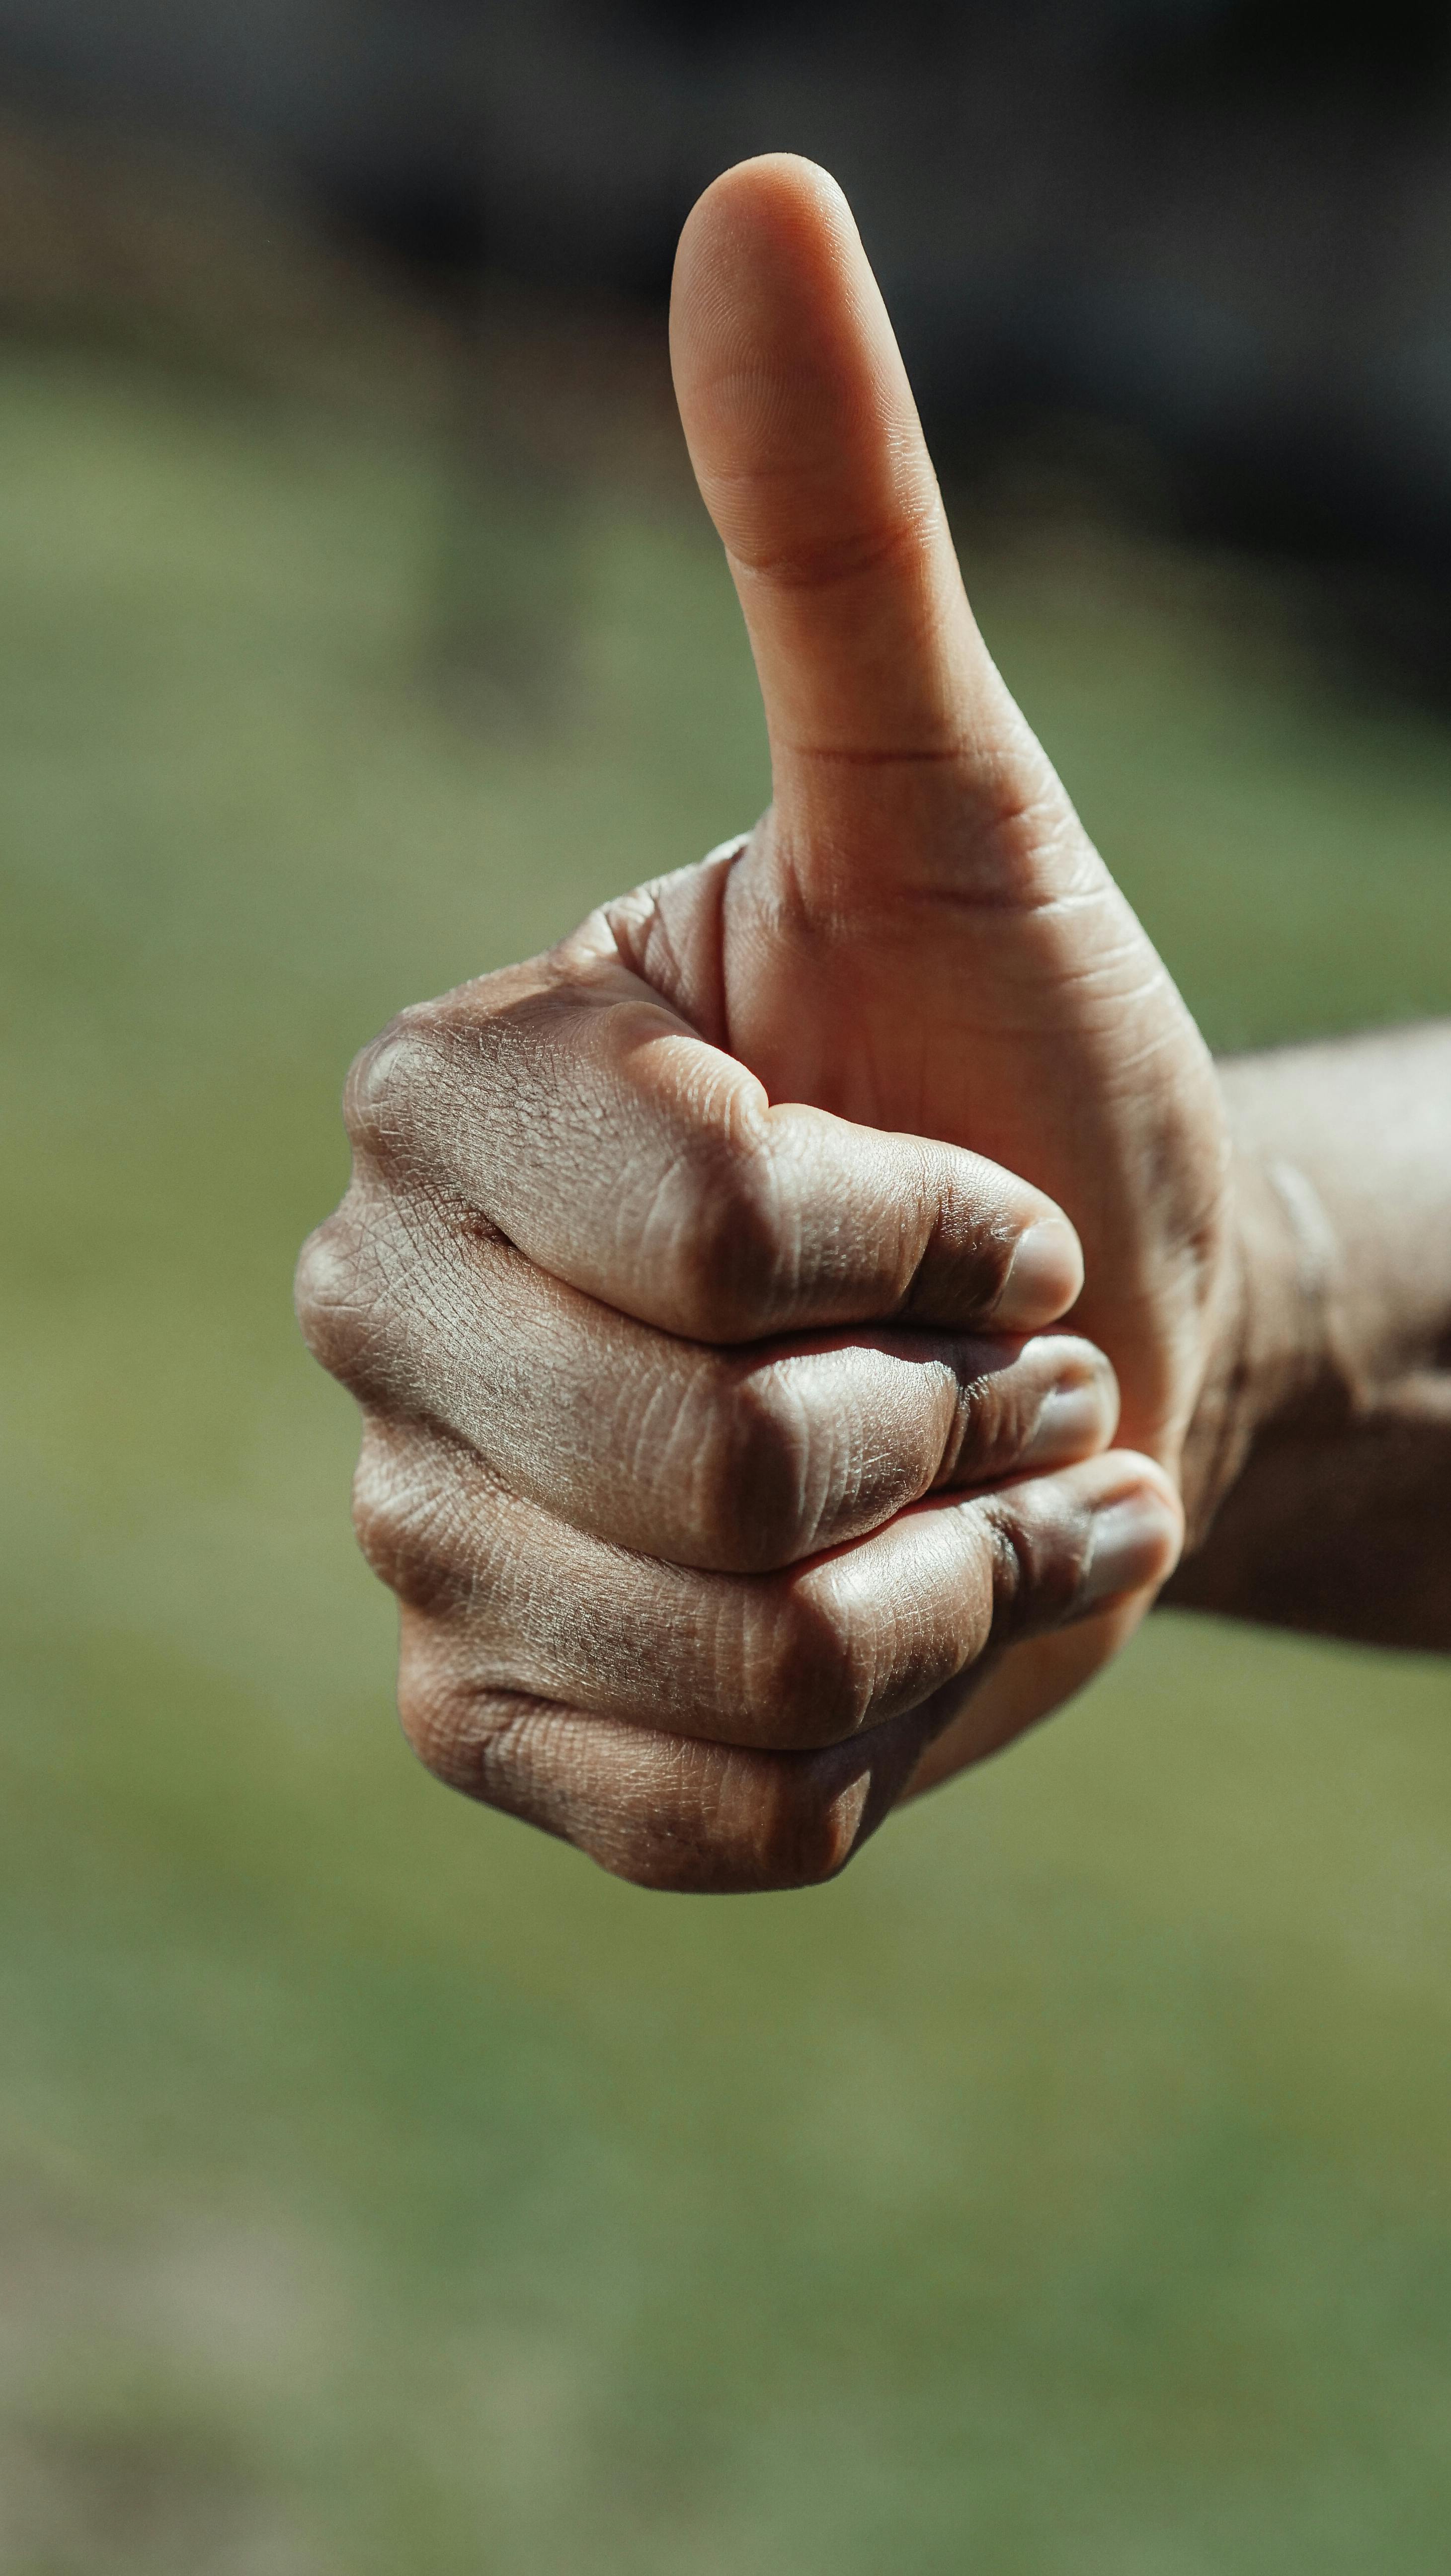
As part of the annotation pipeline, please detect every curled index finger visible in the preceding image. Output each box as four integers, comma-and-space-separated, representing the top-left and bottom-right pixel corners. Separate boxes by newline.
345, 951, 1082, 1342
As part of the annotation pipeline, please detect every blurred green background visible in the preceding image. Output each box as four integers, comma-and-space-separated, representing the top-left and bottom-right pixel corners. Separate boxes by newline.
6, 318, 1451, 2576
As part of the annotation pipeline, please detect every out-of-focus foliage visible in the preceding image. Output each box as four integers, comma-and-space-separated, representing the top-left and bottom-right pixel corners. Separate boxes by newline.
4, 337, 1451, 2574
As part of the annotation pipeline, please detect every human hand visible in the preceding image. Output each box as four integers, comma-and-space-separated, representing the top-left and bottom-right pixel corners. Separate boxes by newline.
297, 149, 1249, 1887
295, 916, 1181, 1889
616, 154, 1242, 1789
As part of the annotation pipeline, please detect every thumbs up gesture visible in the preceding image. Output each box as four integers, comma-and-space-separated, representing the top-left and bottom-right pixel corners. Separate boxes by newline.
298, 159, 1237, 1892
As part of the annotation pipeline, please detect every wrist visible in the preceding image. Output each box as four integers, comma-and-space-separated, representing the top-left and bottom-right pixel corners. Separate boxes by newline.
1178, 1125, 1345, 1549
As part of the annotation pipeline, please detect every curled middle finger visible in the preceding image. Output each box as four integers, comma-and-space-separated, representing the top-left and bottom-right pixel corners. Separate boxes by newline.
356, 1424, 1180, 1753
311, 1198, 1120, 1569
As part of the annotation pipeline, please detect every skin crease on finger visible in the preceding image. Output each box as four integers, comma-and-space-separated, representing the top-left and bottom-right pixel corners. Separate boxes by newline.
391, 1642, 947, 1895
353, 1412, 1180, 1757
307, 1135, 1123, 1570
373, 1420, 1182, 1896
334, 957, 1088, 1345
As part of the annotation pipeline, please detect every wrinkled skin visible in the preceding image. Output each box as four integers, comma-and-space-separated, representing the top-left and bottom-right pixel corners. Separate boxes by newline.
297, 156, 1242, 1892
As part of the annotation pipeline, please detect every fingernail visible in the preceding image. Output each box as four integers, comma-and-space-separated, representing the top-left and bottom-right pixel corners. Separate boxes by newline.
1021, 1373, 1115, 1468
994, 1218, 1083, 1330
1079, 1490, 1181, 1607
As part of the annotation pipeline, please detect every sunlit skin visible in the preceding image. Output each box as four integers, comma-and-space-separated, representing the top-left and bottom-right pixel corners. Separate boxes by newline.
298, 157, 1451, 1891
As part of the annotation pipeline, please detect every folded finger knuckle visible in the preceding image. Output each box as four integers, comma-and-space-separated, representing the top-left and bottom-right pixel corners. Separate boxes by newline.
395, 1628, 482, 1789
293, 1202, 371, 1376
956, 1360, 1030, 1464
296, 1186, 437, 1406
747, 1586, 875, 1750
351, 1433, 484, 1613
611, 1749, 869, 1892
657, 1126, 798, 1341
739, 1753, 874, 1887
684, 1364, 827, 1570
343, 1006, 450, 1167
986, 1486, 1091, 1629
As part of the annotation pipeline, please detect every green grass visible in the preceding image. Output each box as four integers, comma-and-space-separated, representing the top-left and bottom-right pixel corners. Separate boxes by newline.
4, 344, 1451, 2573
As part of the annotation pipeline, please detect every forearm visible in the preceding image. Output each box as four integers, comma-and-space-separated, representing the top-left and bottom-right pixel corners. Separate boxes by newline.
1165, 1024, 1451, 1647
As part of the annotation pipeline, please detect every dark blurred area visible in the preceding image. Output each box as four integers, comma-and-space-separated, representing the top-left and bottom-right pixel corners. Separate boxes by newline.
6, 0, 1451, 679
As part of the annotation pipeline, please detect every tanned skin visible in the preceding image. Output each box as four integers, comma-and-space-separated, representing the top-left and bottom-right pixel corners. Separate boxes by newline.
297, 159, 1451, 1890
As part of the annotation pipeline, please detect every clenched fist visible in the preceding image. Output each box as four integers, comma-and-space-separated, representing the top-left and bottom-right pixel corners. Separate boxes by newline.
298, 155, 1246, 1891
297, 900, 1180, 1889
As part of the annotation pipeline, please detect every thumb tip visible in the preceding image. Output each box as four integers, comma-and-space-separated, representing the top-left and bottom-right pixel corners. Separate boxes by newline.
682, 152, 851, 239
671, 156, 859, 351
